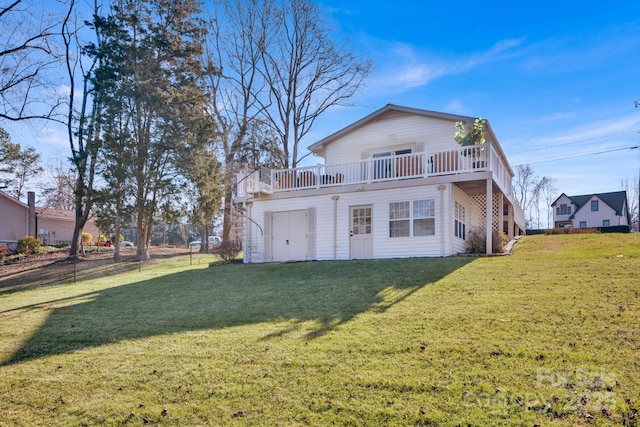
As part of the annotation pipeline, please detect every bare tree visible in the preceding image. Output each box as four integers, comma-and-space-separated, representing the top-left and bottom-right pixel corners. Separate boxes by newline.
258, 0, 372, 167
205, 0, 273, 242
0, 0, 66, 122
38, 156, 76, 210
61, 0, 105, 258
513, 165, 537, 227
207, 0, 371, 241
539, 176, 557, 228
514, 164, 555, 229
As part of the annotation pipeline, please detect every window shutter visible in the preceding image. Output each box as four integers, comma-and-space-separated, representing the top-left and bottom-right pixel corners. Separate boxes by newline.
263, 211, 272, 262
307, 207, 316, 260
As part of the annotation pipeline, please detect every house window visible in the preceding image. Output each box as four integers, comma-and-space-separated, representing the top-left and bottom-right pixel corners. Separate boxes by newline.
389, 199, 435, 237
389, 201, 410, 237
603, 219, 610, 226
372, 148, 412, 179
591, 200, 599, 211
413, 199, 435, 236
580, 221, 587, 228
454, 201, 466, 239
556, 204, 571, 215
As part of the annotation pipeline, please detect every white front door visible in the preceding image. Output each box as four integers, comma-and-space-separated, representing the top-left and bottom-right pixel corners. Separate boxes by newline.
350, 205, 373, 259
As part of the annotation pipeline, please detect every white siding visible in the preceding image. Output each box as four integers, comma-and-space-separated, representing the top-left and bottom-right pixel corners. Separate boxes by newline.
573, 196, 621, 227
246, 184, 461, 263
324, 114, 459, 165
552, 194, 574, 225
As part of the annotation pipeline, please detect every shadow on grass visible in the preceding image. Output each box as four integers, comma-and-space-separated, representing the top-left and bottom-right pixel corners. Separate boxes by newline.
3, 257, 473, 365
0, 250, 190, 295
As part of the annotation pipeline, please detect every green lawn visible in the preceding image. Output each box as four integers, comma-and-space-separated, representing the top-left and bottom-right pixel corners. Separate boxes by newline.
0, 234, 639, 426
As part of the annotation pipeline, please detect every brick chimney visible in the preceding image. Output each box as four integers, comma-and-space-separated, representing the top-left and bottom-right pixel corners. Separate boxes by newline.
28, 191, 36, 237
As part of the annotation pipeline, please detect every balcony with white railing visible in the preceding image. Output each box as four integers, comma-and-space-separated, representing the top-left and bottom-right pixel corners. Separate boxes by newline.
237, 143, 515, 197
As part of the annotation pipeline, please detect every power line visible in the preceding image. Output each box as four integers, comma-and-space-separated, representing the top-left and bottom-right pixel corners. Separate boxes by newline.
509, 129, 640, 154
513, 145, 640, 167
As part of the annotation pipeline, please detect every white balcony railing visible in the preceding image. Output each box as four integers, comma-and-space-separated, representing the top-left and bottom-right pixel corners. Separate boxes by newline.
237, 143, 517, 198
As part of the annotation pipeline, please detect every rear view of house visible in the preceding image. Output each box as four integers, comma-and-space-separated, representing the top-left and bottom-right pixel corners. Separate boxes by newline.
233, 104, 526, 263
552, 191, 630, 229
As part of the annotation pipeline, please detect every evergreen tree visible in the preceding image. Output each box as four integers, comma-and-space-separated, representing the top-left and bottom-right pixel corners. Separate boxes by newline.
94, 0, 211, 260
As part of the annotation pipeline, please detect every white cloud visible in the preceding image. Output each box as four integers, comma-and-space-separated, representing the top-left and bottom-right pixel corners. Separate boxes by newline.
444, 100, 465, 114
33, 126, 69, 151
370, 37, 526, 94
531, 113, 640, 146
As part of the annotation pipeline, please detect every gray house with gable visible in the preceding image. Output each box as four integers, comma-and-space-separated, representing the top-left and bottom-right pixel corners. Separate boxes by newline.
551, 191, 630, 229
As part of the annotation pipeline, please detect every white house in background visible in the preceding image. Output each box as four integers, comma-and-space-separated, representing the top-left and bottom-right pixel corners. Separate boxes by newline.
233, 104, 526, 263
551, 191, 630, 229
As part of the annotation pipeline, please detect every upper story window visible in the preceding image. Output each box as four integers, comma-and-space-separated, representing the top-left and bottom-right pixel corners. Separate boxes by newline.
372, 148, 413, 179
591, 200, 599, 211
556, 204, 571, 215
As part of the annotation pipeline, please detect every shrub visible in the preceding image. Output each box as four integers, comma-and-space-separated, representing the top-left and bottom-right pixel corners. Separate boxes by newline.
567, 227, 600, 234
96, 235, 107, 246
492, 230, 508, 253
0, 244, 10, 261
82, 232, 92, 246
110, 234, 125, 244
466, 227, 507, 254
216, 240, 242, 263
17, 235, 41, 256
544, 228, 564, 235
544, 227, 601, 235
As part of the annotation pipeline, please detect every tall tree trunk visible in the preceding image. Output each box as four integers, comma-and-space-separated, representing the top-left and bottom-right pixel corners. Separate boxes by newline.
69, 173, 90, 258
113, 201, 121, 262
221, 164, 234, 242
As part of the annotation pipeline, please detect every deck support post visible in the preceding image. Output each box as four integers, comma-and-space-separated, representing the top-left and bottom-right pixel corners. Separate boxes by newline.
486, 179, 493, 255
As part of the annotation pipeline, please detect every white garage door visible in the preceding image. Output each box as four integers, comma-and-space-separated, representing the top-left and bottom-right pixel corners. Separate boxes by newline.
264, 208, 316, 262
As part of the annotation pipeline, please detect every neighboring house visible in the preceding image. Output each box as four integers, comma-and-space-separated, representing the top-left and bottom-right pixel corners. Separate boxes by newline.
233, 104, 526, 263
551, 191, 630, 229
0, 190, 100, 251
0, 190, 32, 250
35, 207, 100, 246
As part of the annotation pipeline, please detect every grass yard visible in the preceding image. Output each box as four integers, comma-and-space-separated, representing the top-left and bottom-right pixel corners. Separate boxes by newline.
0, 234, 639, 426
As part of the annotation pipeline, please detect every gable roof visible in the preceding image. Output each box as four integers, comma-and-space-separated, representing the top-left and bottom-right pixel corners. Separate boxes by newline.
550, 193, 569, 207
36, 207, 75, 220
308, 104, 482, 153
36, 207, 97, 224
306, 104, 513, 175
0, 190, 28, 209
557, 191, 629, 218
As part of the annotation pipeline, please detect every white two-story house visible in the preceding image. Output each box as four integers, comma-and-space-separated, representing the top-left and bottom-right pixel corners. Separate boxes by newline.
233, 104, 525, 263
551, 191, 630, 229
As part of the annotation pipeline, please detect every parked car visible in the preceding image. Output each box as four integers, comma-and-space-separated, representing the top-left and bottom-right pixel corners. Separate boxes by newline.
121, 241, 135, 247
189, 236, 222, 249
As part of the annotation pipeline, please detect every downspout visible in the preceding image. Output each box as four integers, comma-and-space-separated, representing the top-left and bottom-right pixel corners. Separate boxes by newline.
245, 201, 252, 263
331, 195, 339, 260
438, 185, 446, 256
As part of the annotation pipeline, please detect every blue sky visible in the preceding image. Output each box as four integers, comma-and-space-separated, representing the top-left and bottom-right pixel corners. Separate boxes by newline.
5, 1, 640, 212
306, 1, 640, 200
